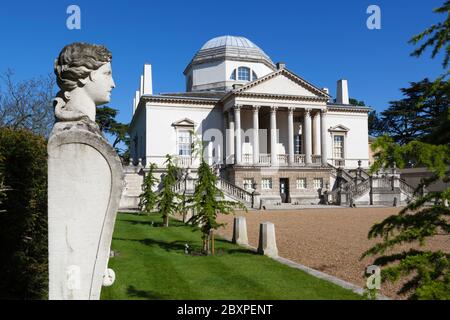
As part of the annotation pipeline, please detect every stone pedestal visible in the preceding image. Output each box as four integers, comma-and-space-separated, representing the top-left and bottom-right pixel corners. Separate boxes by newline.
48, 120, 123, 300
232, 216, 248, 246
257, 222, 278, 258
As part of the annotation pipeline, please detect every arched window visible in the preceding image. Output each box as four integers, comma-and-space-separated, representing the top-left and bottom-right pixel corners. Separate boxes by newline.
252, 71, 258, 81
230, 69, 236, 80
238, 67, 250, 81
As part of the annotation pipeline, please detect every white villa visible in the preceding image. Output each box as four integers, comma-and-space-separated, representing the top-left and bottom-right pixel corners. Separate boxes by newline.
127, 35, 381, 207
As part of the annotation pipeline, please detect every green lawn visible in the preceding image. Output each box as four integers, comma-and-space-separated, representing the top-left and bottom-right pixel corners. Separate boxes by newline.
101, 212, 362, 300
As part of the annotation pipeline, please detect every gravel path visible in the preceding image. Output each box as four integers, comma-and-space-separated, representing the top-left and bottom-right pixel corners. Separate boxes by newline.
216, 207, 449, 299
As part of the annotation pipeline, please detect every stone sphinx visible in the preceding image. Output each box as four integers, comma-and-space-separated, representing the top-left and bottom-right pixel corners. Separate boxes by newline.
48, 43, 123, 300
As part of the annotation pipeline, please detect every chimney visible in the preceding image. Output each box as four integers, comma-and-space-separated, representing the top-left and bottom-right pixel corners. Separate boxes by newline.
133, 97, 136, 114
336, 79, 349, 104
139, 75, 144, 97
135, 90, 140, 111
276, 62, 285, 70
143, 64, 153, 95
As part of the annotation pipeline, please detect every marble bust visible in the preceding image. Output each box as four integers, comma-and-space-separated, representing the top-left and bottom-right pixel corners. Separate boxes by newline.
53, 42, 115, 122
48, 42, 123, 300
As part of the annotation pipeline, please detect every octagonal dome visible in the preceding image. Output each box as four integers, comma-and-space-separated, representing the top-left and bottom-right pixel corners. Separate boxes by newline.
184, 35, 276, 74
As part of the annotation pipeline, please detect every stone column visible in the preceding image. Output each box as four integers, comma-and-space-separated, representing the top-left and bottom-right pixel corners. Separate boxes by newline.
257, 222, 278, 258
270, 106, 278, 165
313, 111, 321, 156
320, 109, 328, 166
232, 216, 249, 246
223, 112, 228, 165
288, 107, 294, 164
304, 108, 312, 165
228, 110, 235, 165
252, 105, 260, 165
234, 105, 242, 165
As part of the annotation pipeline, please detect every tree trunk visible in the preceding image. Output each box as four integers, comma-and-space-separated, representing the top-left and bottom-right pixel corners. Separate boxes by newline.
163, 214, 169, 227
210, 230, 215, 256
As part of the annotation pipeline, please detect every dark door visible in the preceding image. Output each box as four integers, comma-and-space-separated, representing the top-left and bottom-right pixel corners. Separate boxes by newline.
280, 178, 289, 203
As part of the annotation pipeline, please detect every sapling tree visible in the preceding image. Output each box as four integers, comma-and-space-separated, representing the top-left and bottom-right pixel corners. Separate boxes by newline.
139, 163, 158, 214
157, 155, 181, 227
188, 139, 246, 255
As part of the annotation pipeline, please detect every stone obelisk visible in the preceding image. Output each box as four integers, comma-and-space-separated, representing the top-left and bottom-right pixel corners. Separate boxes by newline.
48, 43, 123, 300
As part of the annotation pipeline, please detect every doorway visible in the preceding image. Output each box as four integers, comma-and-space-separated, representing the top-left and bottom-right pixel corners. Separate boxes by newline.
279, 178, 289, 203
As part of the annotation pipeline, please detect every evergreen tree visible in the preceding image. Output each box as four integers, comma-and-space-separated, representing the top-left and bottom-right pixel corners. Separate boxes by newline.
363, 1, 450, 299
157, 155, 180, 227
187, 140, 246, 255
139, 163, 159, 214
377, 79, 449, 145
362, 136, 450, 299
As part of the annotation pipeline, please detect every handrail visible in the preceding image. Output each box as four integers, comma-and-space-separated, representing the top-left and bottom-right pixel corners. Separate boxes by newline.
399, 179, 415, 195
217, 178, 253, 204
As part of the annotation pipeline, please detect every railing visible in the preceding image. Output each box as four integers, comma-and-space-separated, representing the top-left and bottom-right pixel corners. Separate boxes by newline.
312, 155, 322, 166
217, 178, 253, 205
353, 179, 371, 198
294, 154, 305, 165
277, 154, 288, 165
242, 153, 252, 164
174, 155, 193, 168
399, 179, 415, 195
333, 159, 345, 167
259, 154, 271, 164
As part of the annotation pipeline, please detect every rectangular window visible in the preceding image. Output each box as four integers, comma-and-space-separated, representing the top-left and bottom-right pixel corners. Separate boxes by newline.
313, 178, 323, 189
333, 135, 344, 159
261, 178, 272, 190
178, 130, 192, 156
243, 178, 254, 191
296, 178, 307, 189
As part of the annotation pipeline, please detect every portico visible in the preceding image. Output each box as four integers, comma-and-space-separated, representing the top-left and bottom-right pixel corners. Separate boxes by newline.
224, 103, 328, 167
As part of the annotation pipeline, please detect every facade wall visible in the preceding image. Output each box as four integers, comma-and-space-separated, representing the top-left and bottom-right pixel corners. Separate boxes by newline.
189, 60, 274, 91
227, 167, 331, 204
326, 111, 369, 169
129, 105, 147, 164
145, 103, 223, 168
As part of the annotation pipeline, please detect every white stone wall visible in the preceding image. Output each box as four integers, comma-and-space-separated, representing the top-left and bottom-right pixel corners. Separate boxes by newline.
129, 105, 147, 164
145, 103, 223, 168
326, 111, 369, 169
188, 60, 274, 91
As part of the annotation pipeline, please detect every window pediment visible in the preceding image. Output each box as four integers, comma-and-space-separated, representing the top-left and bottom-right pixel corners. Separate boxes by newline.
172, 118, 196, 128
328, 125, 350, 133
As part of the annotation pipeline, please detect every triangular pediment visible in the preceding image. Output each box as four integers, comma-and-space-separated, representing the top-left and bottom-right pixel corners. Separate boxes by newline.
329, 124, 350, 132
234, 68, 329, 98
172, 118, 196, 127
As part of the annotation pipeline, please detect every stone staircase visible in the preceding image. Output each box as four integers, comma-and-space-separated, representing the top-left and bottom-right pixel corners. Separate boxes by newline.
173, 174, 255, 209
327, 164, 416, 206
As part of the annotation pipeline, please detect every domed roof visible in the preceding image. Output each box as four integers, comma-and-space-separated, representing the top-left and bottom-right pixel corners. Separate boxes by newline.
200, 35, 262, 51
185, 35, 275, 73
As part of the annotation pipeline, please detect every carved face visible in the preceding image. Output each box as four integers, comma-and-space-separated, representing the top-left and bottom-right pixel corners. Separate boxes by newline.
83, 63, 115, 106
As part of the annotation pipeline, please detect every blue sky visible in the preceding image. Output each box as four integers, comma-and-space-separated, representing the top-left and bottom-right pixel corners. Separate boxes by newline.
0, 0, 445, 125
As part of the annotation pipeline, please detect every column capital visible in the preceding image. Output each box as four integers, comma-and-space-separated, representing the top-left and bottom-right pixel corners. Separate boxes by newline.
252, 105, 261, 112
270, 106, 278, 113
320, 108, 328, 115
304, 108, 312, 116
234, 104, 242, 111
288, 107, 295, 114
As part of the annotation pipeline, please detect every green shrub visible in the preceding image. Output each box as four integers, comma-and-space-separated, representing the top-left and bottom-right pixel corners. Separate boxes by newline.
0, 128, 48, 299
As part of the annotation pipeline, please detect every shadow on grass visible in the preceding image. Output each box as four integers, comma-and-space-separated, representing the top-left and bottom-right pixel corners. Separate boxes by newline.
114, 237, 199, 253
127, 285, 170, 300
